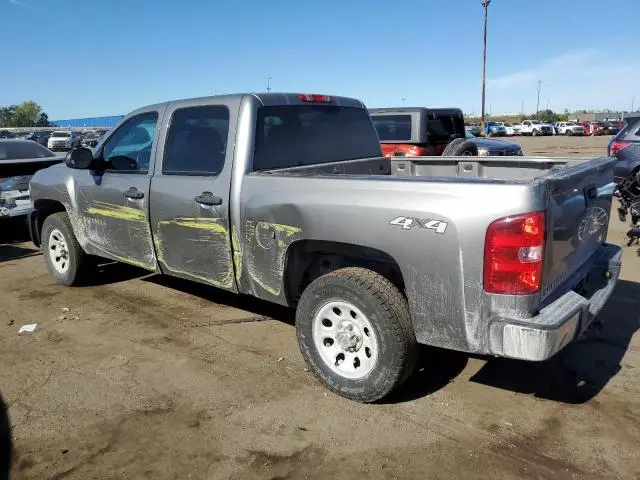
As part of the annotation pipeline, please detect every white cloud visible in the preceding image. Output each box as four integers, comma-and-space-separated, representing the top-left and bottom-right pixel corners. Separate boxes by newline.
487, 50, 639, 113
8, 0, 35, 9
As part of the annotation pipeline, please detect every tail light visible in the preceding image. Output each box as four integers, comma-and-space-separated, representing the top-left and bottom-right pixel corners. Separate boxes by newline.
297, 94, 332, 103
609, 140, 631, 156
484, 211, 546, 295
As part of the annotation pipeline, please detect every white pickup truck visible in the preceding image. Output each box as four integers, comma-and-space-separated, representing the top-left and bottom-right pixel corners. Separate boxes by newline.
555, 122, 585, 136
47, 131, 80, 151
520, 120, 554, 136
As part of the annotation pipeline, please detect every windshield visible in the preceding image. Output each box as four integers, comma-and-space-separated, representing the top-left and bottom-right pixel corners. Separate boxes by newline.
531, 121, 541, 125
0, 141, 56, 160
52, 132, 71, 137
253, 105, 381, 171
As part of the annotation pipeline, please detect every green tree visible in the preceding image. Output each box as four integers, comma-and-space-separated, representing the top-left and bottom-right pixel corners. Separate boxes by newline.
0, 106, 17, 128
11, 101, 42, 127
36, 112, 51, 127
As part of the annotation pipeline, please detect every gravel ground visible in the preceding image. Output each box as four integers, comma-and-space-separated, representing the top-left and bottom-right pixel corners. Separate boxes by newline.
1, 135, 638, 480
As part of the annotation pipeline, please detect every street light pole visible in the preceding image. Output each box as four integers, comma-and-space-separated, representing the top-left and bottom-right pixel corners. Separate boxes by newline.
480, 0, 490, 136
266, 75, 272, 92
536, 80, 542, 120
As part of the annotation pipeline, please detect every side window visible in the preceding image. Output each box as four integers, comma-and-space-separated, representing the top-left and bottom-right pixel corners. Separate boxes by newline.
163, 106, 229, 176
102, 112, 158, 173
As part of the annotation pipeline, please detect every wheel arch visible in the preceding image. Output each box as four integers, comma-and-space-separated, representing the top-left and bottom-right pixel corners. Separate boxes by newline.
31, 199, 68, 247
283, 240, 405, 307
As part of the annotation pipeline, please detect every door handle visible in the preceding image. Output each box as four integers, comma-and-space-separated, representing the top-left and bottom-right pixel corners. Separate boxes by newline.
123, 187, 144, 200
194, 192, 222, 206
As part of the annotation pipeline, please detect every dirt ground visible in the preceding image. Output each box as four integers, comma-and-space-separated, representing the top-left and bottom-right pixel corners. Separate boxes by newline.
1, 135, 639, 480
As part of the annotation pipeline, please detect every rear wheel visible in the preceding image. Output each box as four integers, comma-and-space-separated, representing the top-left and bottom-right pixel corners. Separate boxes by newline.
296, 267, 418, 402
41, 212, 89, 286
442, 138, 478, 156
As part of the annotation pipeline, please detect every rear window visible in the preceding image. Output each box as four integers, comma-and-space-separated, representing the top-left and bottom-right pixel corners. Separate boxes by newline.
0, 141, 56, 160
372, 115, 412, 141
52, 132, 71, 137
252, 105, 381, 171
615, 118, 640, 139
426, 111, 465, 144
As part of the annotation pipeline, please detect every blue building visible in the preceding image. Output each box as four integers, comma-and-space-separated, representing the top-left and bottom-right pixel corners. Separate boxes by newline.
50, 115, 123, 128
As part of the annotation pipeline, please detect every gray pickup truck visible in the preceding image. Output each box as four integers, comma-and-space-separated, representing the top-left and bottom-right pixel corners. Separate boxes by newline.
28, 92, 621, 402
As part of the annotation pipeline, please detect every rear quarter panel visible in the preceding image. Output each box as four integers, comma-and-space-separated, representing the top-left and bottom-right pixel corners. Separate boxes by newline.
238, 174, 542, 353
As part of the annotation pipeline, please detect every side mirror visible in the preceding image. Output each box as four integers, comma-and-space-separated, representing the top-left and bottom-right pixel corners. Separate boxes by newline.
65, 147, 94, 169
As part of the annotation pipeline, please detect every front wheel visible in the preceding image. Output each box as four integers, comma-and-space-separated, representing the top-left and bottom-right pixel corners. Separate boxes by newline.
41, 212, 89, 286
296, 268, 418, 402
532, 129, 539, 137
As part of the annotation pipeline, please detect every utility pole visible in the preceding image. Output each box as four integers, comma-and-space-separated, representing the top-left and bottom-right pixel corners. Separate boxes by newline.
266, 75, 272, 92
480, 0, 490, 136
402, 97, 406, 106
521, 101, 524, 118
536, 80, 542, 119
632, 96, 635, 113
546, 98, 550, 111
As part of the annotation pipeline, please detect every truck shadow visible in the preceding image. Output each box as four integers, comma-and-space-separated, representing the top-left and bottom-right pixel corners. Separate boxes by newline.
0, 393, 12, 480
383, 346, 469, 404
143, 275, 294, 324
78, 261, 152, 287
0, 244, 40, 263
469, 279, 640, 404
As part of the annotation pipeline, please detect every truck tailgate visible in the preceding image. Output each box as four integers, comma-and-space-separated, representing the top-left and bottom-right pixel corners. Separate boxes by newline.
541, 157, 616, 299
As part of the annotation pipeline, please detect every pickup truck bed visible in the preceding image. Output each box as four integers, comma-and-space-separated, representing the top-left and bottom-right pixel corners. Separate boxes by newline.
28, 92, 621, 402
251, 154, 620, 359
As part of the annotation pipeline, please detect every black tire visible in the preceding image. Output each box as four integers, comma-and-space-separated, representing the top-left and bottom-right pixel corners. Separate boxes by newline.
442, 138, 478, 156
565, 130, 572, 136
296, 267, 418, 402
532, 129, 539, 137
41, 212, 88, 286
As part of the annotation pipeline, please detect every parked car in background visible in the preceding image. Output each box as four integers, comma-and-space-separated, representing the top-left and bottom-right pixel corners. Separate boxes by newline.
0, 139, 63, 221
370, 107, 476, 156
47, 131, 80, 151
465, 123, 481, 136
555, 122, 585, 136
81, 132, 102, 148
504, 123, 522, 136
28, 92, 622, 402
520, 120, 553, 136
21, 131, 51, 146
608, 113, 640, 182
465, 131, 523, 156
0, 130, 14, 139
484, 121, 507, 137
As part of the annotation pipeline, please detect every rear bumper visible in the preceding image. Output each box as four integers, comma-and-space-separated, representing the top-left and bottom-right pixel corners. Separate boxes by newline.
488, 243, 622, 361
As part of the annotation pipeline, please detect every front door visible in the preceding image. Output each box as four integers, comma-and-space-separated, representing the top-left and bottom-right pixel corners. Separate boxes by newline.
77, 111, 161, 270
149, 100, 237, 292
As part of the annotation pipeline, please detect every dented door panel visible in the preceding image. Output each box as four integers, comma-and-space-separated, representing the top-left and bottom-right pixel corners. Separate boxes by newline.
149, 98, 239, 292
77, 174, 156, 270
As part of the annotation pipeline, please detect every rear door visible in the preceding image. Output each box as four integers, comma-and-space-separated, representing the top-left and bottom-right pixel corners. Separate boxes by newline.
149, 98, 238, 292
76, 110, 161, 270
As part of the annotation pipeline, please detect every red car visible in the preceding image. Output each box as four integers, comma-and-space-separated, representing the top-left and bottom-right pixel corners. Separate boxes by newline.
369, 107, 474, 156
581, 121, 621, 136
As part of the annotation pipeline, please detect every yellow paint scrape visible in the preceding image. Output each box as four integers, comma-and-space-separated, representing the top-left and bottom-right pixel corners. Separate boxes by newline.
158, 217, 227, 234
85, 201, 147, 222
